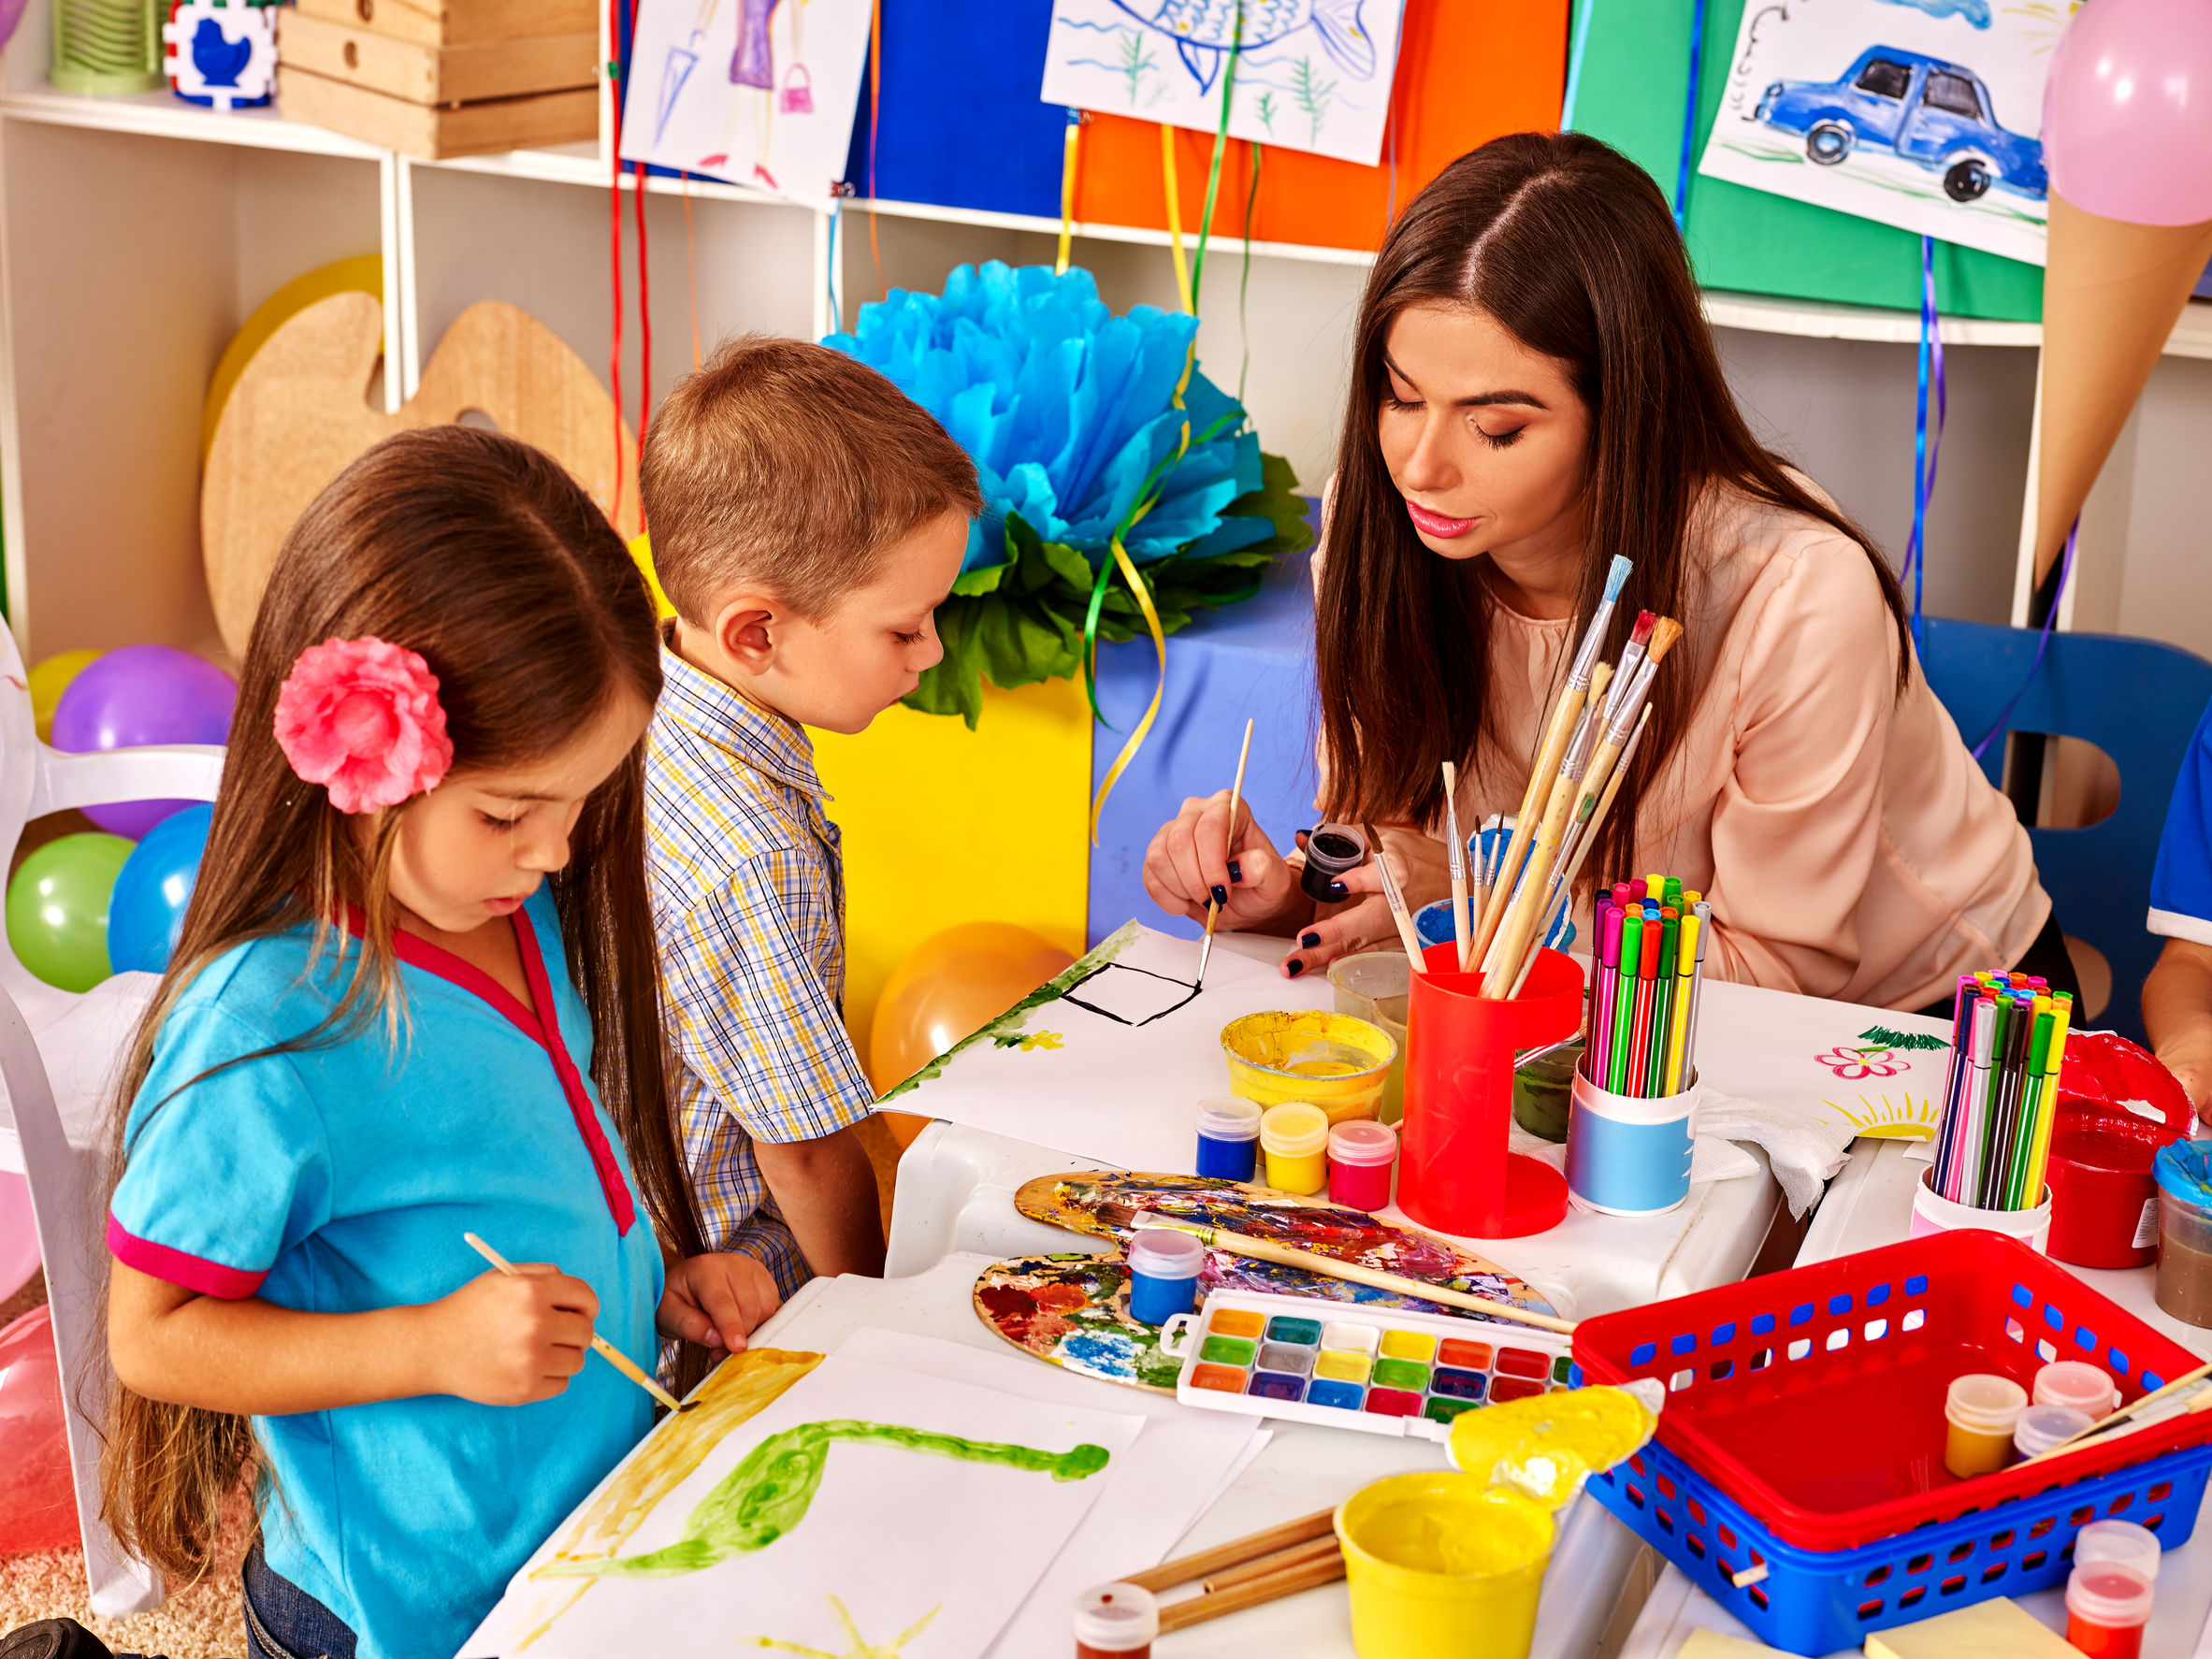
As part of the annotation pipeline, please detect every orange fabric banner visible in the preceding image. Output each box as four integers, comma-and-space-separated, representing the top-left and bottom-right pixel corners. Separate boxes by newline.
1074, 0, 1569, 254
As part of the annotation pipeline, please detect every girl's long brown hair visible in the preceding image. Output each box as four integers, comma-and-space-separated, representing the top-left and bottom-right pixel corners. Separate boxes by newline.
1317, 132, 1910, 886
100, 426, 707, 1582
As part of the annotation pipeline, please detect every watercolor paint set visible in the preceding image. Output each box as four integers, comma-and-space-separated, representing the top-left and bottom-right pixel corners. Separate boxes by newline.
1158, 1289, 1575, 1438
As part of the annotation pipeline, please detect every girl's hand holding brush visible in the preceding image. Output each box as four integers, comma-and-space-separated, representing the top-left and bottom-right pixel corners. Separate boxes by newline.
433, 1261, 603, 1407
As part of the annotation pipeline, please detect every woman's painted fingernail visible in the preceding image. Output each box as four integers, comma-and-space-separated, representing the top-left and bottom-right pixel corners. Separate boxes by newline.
1228, 859, 1243, 884
1328, 881, 1350, 899
1300, 930, 1322, 949
1211, 884, 1229, 908
1286, 959, 1306, 978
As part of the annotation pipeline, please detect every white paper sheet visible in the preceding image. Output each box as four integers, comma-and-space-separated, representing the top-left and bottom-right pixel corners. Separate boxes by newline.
1040, 0, 1410, 166
464, 1353, 1143, 1659
833, 1327, 1269, 1657
1697, 0, 2055, 265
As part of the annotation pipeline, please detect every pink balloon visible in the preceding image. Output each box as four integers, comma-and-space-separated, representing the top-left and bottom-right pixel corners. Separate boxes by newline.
0, 1172, 34, 1305
2044, 0, 2212, 225
0, 1306, 79, 1554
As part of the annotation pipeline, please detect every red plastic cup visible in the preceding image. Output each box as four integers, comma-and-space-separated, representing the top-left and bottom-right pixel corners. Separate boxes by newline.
1399, 942, 1582, 1237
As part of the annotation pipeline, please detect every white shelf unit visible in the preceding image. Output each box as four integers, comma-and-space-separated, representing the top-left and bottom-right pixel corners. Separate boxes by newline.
2, 7, 2205, 665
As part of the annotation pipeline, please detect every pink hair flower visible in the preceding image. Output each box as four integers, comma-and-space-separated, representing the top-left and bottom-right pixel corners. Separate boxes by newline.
274, 637, 454, 814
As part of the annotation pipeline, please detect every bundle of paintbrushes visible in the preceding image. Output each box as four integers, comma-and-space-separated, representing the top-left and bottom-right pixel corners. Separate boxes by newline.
1585, 876, 1709, 1099
1928, 973, 2075, 1211
1457, 555, 1681, 999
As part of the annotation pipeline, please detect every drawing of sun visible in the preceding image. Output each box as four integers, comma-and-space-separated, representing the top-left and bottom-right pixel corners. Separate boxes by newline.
747, 1595, 941, 1657
1826, 1092, 1943, 1140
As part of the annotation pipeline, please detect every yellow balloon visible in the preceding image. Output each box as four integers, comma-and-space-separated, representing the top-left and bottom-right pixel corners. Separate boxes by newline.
868, 923, 1075, 1094
27, 650, 101, 743
629, 532, 676, 622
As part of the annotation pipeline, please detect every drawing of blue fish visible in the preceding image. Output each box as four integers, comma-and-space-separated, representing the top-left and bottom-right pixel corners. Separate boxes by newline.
1107, 0, 1376, 94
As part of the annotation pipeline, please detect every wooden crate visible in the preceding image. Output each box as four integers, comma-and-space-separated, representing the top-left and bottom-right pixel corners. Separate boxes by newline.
278, 11, 594, 104
293, 0, 597, 48
276, 65, 597, 159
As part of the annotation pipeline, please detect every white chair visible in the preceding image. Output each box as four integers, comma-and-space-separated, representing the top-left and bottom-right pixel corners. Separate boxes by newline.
0, 628, 222, 1616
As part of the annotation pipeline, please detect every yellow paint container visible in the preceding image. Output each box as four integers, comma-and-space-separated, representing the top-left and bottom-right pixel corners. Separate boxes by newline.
1259, 1103, 1330, 1195
1221, 1010, 1398, 1125
1334, 1474, 1554, 1659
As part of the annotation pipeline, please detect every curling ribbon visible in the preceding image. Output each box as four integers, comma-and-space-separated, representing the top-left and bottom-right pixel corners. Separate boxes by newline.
1161, 123, 1193, 312
1056, 108, 1083, 275
1972, 520, 2076, 764
1901, 235, 1947, 651
1672, 0, 1709, 231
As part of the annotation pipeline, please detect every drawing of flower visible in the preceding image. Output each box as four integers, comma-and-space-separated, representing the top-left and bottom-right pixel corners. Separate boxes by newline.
1815, 1046, 1906, 1080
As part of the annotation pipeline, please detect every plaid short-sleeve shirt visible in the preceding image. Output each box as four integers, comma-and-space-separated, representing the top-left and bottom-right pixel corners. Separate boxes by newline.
644, 646, 875, 1296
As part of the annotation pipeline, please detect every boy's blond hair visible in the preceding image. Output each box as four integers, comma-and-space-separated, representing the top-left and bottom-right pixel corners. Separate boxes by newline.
640, 335, 983, 624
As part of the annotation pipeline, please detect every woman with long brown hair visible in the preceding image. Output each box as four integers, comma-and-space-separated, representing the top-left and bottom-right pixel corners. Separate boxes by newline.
79, 428, 777, 1659
1145, 132, 2071, 1015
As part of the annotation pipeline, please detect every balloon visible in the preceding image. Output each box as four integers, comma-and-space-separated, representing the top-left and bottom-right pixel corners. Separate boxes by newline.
2044, 0, 2212, 226
0, 1306, 80, 1554
26, 650, 100, 744
867, 923, 1075, 1093
51, 644, 236, 839
0, 1173, 36, 1306
6, 833, 132, 992
106, 803, 213, 974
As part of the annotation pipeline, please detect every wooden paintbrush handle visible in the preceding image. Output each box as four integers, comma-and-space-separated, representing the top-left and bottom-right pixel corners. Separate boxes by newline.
1121, 1508, 1337, 1593
1200, 1534, 1343, 1594
1156, 1551, 1348, 1632
1214, 1230, 1575, 1334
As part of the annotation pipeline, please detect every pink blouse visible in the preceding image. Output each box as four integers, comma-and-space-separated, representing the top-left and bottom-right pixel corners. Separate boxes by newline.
1319, 483, 2047, 1011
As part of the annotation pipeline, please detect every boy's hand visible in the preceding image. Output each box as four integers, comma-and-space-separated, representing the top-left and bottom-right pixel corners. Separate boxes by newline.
659, 1252, 781, 1356
2144, 937, 2212, 1123
423, 1263, 596, 1406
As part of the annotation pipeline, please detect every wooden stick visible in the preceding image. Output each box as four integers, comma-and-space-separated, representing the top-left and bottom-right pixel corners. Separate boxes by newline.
1195, 717, 1255, 990
1443, 760, 1471, 972
1505, 706, 1654, 998
1363, 818, 1427, 967
2025, 1358, 2212, 1463
463, 1232, 690, 1414
1156, 1551, 1348, 1632
1122, 1508, 1337, 1593
1467, 690, 1583, 972
1201, 1533, 1344, 1594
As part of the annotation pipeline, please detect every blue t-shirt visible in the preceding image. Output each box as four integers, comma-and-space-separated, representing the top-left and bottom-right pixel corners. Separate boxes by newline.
107, 889, 664, 1659
2151, 697, 2212, 947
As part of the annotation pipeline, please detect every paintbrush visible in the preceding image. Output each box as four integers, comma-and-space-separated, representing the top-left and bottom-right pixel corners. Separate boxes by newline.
1443, 761, 1471, 971
1129, 1510, 1347, 1632
1195, 717, 1255, 991
1361, 818, 1428, 968
1093, 1202, 1576, 1334
2024, 1358, 2212, 1463
464, 1233, 694, 1413
1507, 706, 1653, 999
1123, 1508, 1337, 1594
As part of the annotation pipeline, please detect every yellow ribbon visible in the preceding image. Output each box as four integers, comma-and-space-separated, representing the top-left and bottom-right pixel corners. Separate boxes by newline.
1055, 109, 1082, 276
1161, 123, 1193, 313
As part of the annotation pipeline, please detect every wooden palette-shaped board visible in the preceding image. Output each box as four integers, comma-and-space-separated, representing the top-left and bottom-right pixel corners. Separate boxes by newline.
201, 291, 641, 656
1013, 1171, 1561, 1322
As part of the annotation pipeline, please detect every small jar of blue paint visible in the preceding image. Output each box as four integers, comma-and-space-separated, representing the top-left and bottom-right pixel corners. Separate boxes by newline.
1194, 1095, 1263, 1181
1125, 1227, 1206, 1326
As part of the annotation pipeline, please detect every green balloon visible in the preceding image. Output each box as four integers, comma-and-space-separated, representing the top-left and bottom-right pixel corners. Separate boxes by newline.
7, 831, 134, 992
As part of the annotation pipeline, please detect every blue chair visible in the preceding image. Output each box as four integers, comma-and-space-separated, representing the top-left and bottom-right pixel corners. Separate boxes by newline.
1917, 617, 2212, 1045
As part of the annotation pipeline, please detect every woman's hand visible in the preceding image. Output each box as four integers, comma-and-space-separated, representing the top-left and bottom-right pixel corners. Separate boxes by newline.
422, 1262, 599, 1406
1143, 791, 1315, 936
658, 1252, 782, 1356
1278, 828, 1453, 979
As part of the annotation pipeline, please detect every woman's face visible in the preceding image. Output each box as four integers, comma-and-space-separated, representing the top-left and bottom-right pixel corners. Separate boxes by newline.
1376, 302, 1592, 565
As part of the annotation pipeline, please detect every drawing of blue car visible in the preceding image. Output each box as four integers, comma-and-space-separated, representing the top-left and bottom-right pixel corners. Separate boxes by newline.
1755, 46, 2046, 203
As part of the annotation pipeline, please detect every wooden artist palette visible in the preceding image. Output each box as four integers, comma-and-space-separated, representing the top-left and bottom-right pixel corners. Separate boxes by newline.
1012, 1172, 1563, 1323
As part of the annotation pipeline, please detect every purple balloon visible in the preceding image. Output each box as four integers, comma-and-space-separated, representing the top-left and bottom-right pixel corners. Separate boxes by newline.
51, 645, 235, 840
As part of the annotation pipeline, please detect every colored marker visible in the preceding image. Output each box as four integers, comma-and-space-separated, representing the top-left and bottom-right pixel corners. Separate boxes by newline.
1611, 907, 1642, 1094
1664, 909, 1699, 1095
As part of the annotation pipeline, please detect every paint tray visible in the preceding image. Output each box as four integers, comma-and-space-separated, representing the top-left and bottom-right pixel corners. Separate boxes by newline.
1160, 1289, 1573, 1438
1571, 1231, 2212, 1552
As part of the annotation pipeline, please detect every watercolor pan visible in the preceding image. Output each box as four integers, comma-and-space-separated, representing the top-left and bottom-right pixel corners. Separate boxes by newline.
1161, 1288, 1576, 1440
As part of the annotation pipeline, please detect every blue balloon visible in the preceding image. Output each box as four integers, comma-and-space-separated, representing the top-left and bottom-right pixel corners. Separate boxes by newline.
105, 804, 212, 974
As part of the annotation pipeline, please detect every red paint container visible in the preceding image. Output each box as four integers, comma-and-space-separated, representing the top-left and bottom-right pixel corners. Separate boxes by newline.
1399, 943, 1580, 1238
2046, 1032, 2192, 1270
1327, 1119, 1398, 1211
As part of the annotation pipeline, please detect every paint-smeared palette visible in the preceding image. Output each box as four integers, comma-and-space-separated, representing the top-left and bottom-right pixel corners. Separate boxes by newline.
1161, 1289, 1577, 1438
1014, 1172, 1563, 1326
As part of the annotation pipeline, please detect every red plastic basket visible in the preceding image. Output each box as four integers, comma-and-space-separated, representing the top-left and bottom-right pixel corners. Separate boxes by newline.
1573, 1231, 2212, 1552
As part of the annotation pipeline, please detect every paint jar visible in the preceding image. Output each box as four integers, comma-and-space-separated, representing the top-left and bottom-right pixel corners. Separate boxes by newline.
1193, 1095, 1263, 1182
2012, 1402, 2092, 1460
1512, 1040, 1581, 1144
1301, 821, 1368, 903
1221, 1009, 1396, 1125
1335, 1471, 1554, 1659
2075, 1520, 2163, 1583
1400, 942, 1580, 1239
1328, 1119, 1398, 1211
1329, 951, 1410, 1125
2047, 1104, 2172, 1270
2065, 1560, 2154, 1659
1565, 1062, 1697, 1217
1943, 1372, 2028, 1479
1909, 1166, 2051, 1253
1259, 1103, 1330, 1195
1072, 1581, 1158, 1657
1125, 1228, 1206, 1327
2153, 1142, 2212, 1328
2034, 1359, 2120, 1419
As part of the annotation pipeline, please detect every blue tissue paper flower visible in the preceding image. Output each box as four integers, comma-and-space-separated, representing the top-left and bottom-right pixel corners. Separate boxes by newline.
826, 262, 1272, 576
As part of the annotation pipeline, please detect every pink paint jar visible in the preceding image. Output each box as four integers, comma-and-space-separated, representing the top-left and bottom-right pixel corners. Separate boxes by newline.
1328, 1119, 1398, 1212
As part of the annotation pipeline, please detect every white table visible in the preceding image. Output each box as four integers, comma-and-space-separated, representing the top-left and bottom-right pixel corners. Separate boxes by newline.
1618, 1136, 2212, 1658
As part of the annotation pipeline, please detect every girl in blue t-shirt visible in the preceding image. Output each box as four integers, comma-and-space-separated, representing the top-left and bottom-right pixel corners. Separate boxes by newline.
85, 427, 780, 1659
